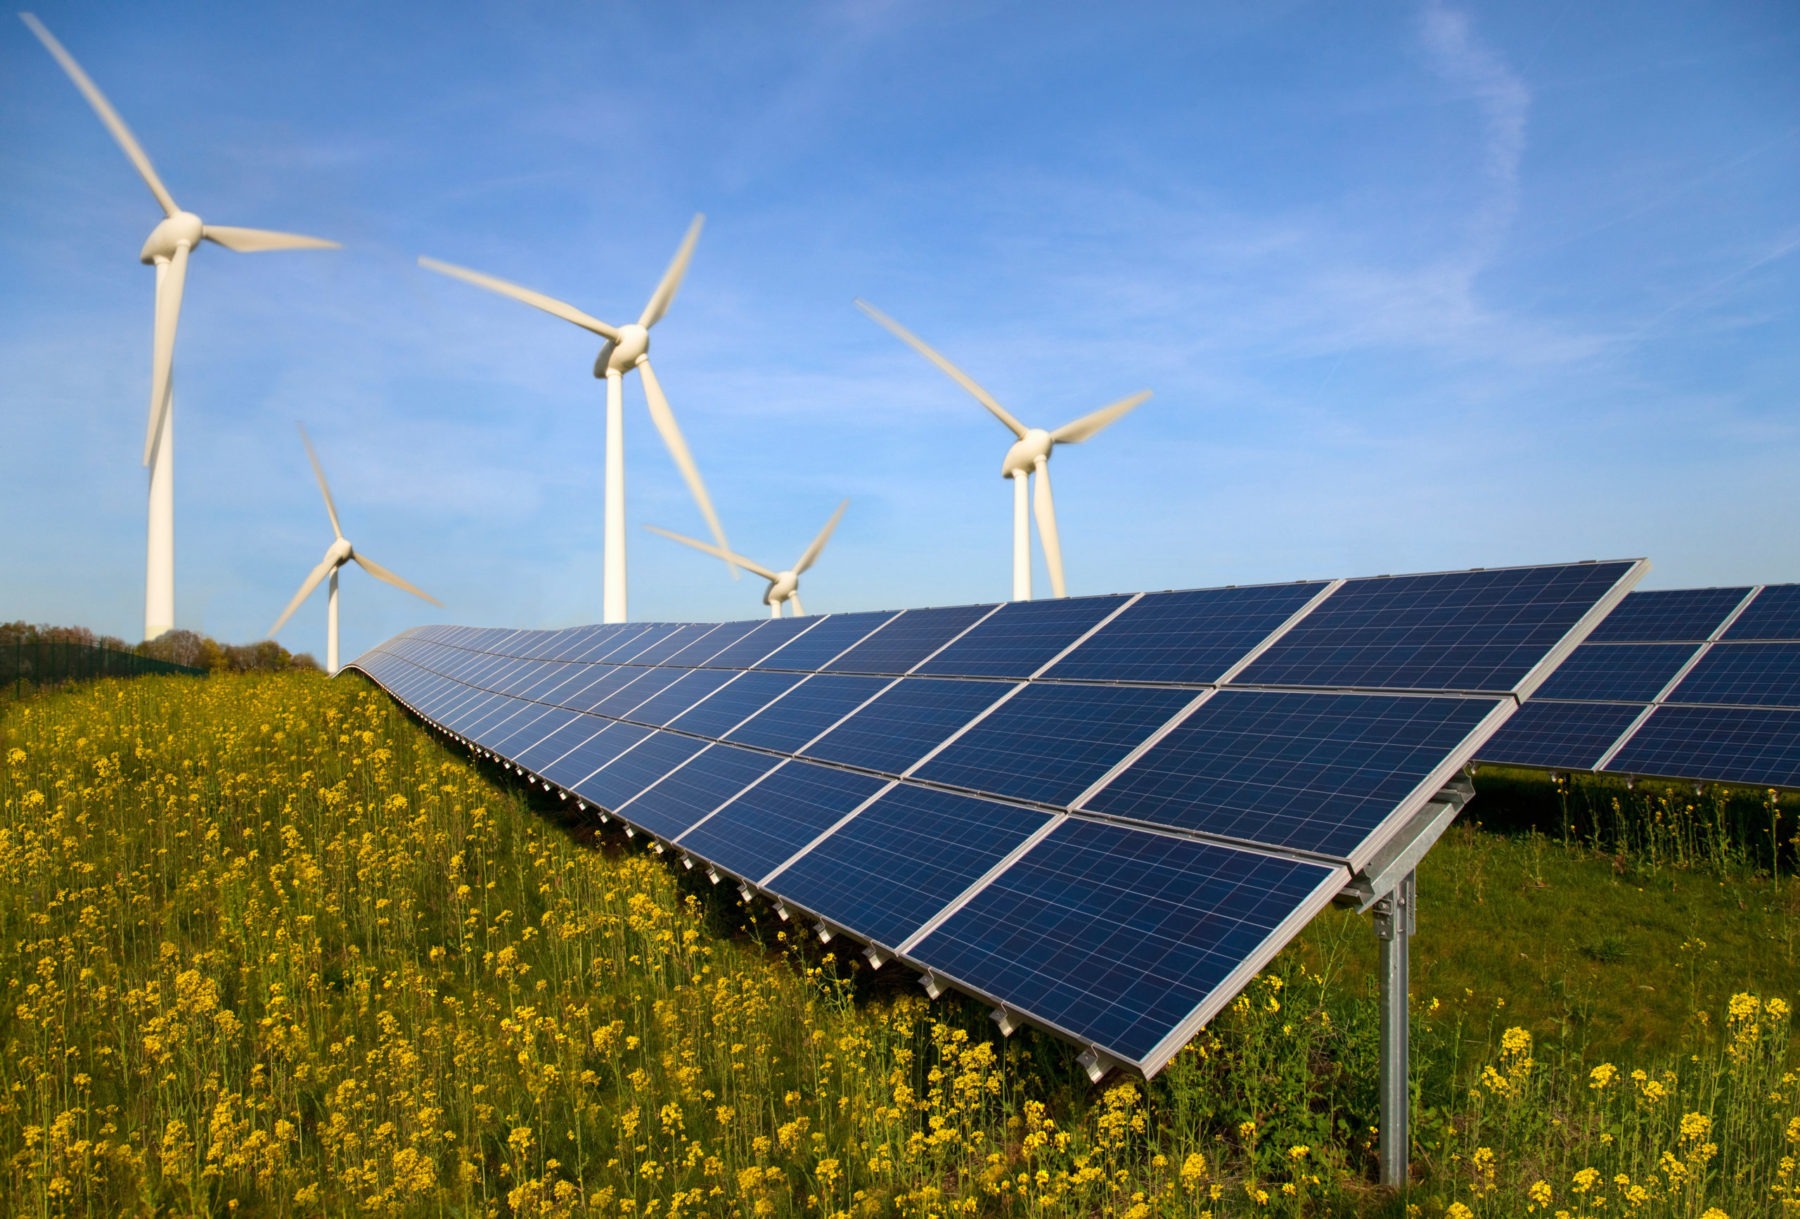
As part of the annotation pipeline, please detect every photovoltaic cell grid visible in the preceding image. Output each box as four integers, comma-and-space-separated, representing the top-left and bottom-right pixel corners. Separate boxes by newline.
347, 559, 1640, 1075
1476, 583, 1800, 789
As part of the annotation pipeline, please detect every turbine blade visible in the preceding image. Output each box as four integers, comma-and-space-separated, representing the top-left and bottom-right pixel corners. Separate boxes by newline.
788, 592, 806, 617
352, 553, 443, 606
203, 225, 339, 253
638, 213, 704, 329
637, 356, 738, 577
297, 423, 343, 539
644, 525, 779, 582
1049, 390, 1152, 445
1032, 458, 1067, 598
143, 243, 189, 465
854, 299, 1029, 438
794, 499, 848, 575
268, 558, 335, 638
20, 14, 179, 218
417, 256, 621, 341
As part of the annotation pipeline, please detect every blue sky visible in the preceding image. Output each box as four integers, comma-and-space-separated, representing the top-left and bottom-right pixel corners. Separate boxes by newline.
2, 1, 1796, 660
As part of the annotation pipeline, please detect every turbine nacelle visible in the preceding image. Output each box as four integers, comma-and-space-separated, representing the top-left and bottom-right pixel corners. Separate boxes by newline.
593, 322, 651, 378
138, 210, 204, 264
762, 571, 800, 606
323, 536, 354, 568
1001, 428, 1055, 478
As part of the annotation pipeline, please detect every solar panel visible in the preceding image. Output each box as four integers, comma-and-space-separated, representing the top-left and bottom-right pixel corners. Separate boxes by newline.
1584, 586, 1749, 643
1043, 583, 1325, 686
823, 604, 996, 675
1238, 563, 1635, 693
723, 674, 891, 753
1472, 583, 1800, 789
677, 761, 889, 883
1605, 705, 1800, 789
1723, 585, 1800, 640
913, 682, 1197, 807
799, 678, 1013, 775
916, 594, 1131, 679
348, 557, 1642, 1078
906, 818, 1344, 1073
617, 744, 785, 841
764, 785, 1050, 951
1081, 691, 1502, 864
1531, 643, 1699, 702
1665, 643, 1800, 708
1470, 698, 1645, 772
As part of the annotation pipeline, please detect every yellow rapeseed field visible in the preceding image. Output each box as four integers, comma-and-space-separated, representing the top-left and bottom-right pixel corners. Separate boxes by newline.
1, 671, 1794, 1217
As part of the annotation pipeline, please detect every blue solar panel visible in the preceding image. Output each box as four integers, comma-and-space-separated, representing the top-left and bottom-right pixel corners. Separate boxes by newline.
914, 682, 1196, 807
800, 678, 1012, 775
514, 661, 580, 701
1665, 643, 1800, 709
1585, 587, 1749, 643
700, 618, 816, 668
754, 611, 895, 670
572, 732, 709, 812
1083, 690, 1499, 861
1722, 585, 1800, 641
665, 620, 763, 666
1472, 699, 1644, 771
615, 745, 785, 841
553, 666, 633, 712
1605, 705, 1800, 788
724, 674, 891, 753
916, 594, 1132, 679
677, 762, 888, 882
1531, 643, 1699, 702
622, 668, 741, 726
767, 786, 1049, 949
514, 713, 611, 773
490, 705, 575, 755
670, 670, 807, 737
824, 604, 996, 675
1238, 563, 1635, 693
463, 695, 534, 740
539, 722, 651, 788
605, 625, 687, 664
590, 668, 687, 717
1043, 583, 1325, 686
908, 819, 1342, 1069
626, 623, 723, 665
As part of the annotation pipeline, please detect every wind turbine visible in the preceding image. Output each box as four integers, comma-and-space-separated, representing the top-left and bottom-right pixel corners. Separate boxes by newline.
21, 14, 340, 641
418, 215, 734, 625
648, 500, 848, 618
855, 300, 1150, 602
269, 425, 441, 675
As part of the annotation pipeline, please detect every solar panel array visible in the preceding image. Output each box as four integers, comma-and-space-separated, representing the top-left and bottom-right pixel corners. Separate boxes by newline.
347, 559, 1642, 1076
1476, 583, 1800, 789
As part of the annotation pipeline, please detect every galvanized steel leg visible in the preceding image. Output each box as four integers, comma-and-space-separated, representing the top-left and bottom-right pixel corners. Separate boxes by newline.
1373, 868, 1415, 1188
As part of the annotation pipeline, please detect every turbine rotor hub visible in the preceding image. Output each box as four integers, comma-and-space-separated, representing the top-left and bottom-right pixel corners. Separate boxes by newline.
326, 537, 354, 565
139, 211, 204, 264
595, 322, 651, 377
764, 571, 799, 605
1001, 428, 1054, 477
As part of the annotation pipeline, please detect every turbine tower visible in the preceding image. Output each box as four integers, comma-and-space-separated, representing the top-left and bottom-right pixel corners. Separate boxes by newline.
856, 300, 1150, 601
269, 425, 441, 675
21, 14, 340, 641
648, 500, 847, 618
419, 216, 734, 624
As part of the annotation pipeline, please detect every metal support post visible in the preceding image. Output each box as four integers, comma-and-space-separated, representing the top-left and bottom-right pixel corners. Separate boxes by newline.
1372, 868, 1416, 1188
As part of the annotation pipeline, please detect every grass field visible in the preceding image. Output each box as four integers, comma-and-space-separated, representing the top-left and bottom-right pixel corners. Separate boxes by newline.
1, 671, 1795, 1217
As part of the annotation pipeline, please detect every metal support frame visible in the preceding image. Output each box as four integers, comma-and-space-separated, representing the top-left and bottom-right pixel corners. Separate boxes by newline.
1371, 869, 1415, 1188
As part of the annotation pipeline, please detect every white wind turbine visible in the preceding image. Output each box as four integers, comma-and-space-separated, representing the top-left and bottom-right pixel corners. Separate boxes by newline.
856, 300, 1150, 601
268, 425, 441, 675
21, 14, 340, 641
648, 500, 848, 618
418, 216, 735, 625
